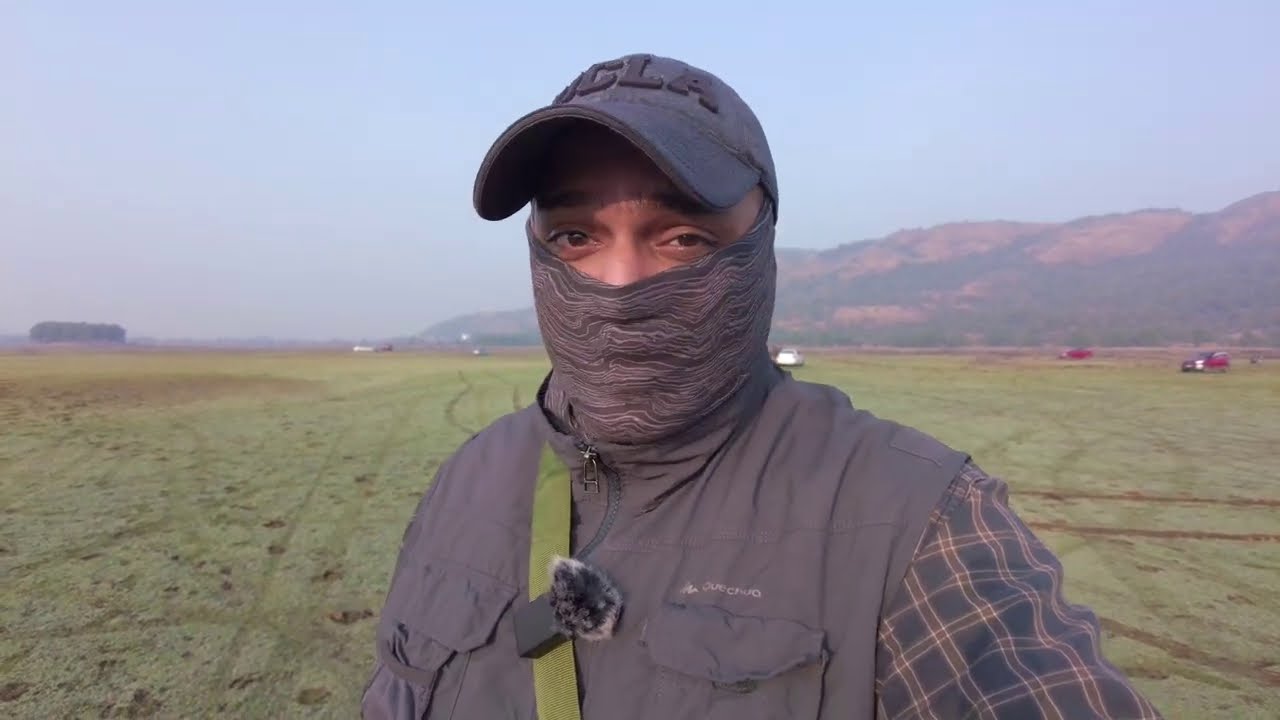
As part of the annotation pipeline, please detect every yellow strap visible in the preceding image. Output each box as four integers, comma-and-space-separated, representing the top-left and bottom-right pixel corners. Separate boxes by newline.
529, 445, 582, 720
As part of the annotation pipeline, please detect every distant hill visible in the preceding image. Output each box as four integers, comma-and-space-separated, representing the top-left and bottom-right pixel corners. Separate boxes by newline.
420, 191, 1280, 348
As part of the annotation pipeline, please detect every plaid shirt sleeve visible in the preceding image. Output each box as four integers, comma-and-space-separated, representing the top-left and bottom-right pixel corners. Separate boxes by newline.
875, 462, 1164, 720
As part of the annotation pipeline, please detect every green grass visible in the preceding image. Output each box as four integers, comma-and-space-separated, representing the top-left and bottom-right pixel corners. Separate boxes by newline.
2, 349, 1277, 718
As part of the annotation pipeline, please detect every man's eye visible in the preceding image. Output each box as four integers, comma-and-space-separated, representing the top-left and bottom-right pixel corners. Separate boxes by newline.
672, 234, 712, 248
547, 231, 590, 248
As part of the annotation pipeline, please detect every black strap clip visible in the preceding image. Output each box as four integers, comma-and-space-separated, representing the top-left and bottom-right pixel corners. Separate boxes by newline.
514, 592, 570, 659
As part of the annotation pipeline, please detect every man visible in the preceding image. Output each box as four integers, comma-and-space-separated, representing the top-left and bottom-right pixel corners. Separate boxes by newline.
362, 53, 1162, 719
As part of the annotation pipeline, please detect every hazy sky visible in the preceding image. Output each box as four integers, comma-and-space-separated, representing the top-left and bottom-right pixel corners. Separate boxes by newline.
4, 1, 1278, 340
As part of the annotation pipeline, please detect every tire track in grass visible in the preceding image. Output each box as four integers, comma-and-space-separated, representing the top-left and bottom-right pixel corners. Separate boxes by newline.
1038, 392, 1091, 486
5, 605, 341, 650
1099, 617, 1280, 688
7, 514, 175, 577
250, 372, 486, 709
478, 368, 529, 413
6, 400, 357, 708
1022, 380, 1247, 689
163, 413, 225, 555
8, 406, 241, 577
201, 407, 359, 716
1018, 392, 1193, 687
18, 409, 274, 573
970, 423, 1036, 466
1026, 399, 1280, 697
0, 641, 37, 678
1, 608, 354, 690
443, 371, 476, 436
487, 368, 527, 413
252, 381, 441, 699
6, 448, 139, 577
1037, 517, 1279, 694
1018, 489, 1280, 508
1029, 522, 1280, 542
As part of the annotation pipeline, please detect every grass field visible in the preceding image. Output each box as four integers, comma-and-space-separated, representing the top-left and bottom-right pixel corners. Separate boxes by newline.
2, 348, 1278, 718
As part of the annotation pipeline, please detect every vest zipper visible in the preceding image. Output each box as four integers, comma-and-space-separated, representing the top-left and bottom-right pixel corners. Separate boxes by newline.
574, 442, 621, 560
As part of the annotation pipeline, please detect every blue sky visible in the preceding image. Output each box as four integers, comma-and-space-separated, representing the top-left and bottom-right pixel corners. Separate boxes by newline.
3, 1, 1277, 339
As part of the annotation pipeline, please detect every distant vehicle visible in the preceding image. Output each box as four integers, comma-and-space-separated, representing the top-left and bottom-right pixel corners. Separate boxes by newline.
376, 343, 393, 352
352, 345, 375, 353
774, 347, 805, 367
1250, 353, 1262, 365
1181, 350, 1230, 373
1059, 347, 1095, 360
472, 347, 489, 357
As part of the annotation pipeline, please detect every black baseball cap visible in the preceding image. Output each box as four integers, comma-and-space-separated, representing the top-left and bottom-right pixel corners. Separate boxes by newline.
472, 53, 778, 223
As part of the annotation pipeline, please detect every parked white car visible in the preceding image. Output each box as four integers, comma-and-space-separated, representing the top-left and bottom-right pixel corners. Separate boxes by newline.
774, 347, 805, 367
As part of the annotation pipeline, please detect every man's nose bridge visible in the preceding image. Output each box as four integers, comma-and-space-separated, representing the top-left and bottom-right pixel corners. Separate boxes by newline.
600, 236, 657, 287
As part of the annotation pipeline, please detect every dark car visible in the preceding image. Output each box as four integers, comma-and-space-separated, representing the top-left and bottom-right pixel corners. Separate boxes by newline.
1181, 351, 1230, 372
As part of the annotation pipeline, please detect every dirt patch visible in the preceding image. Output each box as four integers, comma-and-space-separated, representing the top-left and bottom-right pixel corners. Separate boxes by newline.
1124, 666, 1171, 680
1032, 521, 1280, 543
267, 544, 286, 555
313, 568, 343, 583
328, 609, 374, 625
1101, 617, 1280, 687
1227, 594, 1255, 606
98, 688, 163, 718
262, 519, 286, 529
228, 673, 263, 690
0, 682, 30, 702
296, 688, 331, 706
97, 659, 121, 679
1020, 489, 1280, 508
354, 473, 375, 484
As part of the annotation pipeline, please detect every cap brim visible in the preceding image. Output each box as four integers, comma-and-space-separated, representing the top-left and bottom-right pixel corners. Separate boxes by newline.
472, 102, 761, 222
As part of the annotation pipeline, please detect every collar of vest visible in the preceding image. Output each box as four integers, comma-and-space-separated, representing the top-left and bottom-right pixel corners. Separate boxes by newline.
534, 350, 784, 486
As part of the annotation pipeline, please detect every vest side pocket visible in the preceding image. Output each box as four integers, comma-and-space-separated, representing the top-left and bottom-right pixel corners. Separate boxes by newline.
640, 601, 829, 720
374, 561, 517, 719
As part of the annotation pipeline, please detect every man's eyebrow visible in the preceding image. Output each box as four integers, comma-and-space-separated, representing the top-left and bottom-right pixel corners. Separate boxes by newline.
534, 189, 714, 216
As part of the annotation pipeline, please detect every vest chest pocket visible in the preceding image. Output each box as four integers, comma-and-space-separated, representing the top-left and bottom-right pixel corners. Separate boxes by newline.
370, 562, 516, 719
641, 601, 829, 720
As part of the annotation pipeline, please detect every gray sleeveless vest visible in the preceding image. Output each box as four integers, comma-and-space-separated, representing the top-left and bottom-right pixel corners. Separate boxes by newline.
362, 373, 968, 719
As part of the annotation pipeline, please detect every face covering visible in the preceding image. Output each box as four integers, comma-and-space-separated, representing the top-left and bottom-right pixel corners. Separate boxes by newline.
529, 203, 776, 446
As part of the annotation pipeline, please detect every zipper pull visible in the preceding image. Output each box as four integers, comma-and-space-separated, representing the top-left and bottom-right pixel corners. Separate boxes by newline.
581, 447, 600, 494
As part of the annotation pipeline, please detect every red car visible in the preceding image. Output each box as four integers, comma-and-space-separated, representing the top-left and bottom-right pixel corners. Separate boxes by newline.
1181, 351, 1230, 372
1059, 347, 1094, 360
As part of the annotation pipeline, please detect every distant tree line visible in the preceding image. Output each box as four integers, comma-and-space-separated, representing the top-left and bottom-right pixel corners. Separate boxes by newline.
29, 321, 127, 344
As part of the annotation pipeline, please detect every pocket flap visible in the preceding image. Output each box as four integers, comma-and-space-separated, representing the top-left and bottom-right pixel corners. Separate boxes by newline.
377, 562, 517, 685
642, 602, 827, 686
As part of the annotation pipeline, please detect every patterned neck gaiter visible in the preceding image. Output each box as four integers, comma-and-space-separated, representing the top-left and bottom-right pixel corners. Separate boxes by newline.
529, 205, 776, 446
